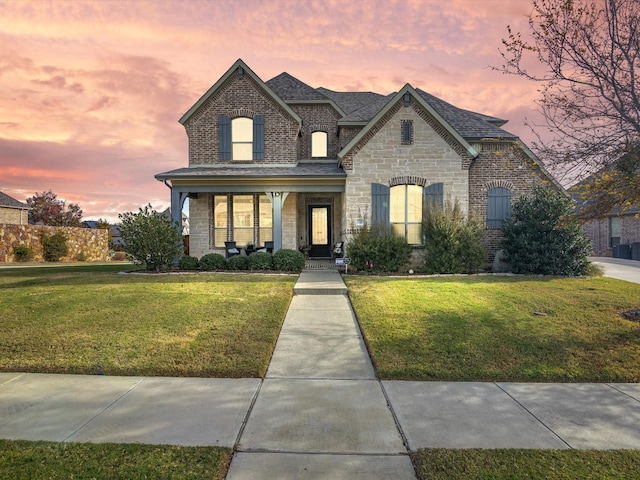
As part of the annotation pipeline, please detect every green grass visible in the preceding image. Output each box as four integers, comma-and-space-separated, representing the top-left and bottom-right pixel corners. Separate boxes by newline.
0, 265, 295, 377
412, 449, 640, 479
0, 440, 231, 480
345, 276, 640, 382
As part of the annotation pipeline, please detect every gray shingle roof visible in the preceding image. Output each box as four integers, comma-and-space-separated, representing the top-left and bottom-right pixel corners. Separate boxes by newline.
316, 88, 388, 116
156, 163, 346, 180
265, 71, 513, 141
414, 89, 517, 140
266, 73, 329, 101
0, 191, 29, 209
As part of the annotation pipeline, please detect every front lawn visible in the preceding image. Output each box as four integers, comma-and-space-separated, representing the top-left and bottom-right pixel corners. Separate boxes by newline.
412, 449, 640, 480
345, 276, 640, 382
0, 265, 295, 377
0, 440, 231, 480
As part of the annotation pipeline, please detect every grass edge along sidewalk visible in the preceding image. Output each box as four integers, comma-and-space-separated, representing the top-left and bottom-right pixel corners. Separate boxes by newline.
0, 265, 295, 378
346, 275, 640, 383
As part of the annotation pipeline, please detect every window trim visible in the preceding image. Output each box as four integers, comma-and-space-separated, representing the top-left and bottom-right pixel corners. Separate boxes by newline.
311, 131, 328, 158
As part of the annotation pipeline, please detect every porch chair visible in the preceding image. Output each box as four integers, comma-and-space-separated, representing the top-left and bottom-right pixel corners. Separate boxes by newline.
264, 241, 274, 254
225, 241, 240, 259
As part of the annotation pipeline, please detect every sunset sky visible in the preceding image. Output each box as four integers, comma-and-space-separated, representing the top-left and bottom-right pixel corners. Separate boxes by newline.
0, 0, 546, 223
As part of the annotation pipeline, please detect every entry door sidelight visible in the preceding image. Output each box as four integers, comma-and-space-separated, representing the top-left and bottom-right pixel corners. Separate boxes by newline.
308, 205, 331, 258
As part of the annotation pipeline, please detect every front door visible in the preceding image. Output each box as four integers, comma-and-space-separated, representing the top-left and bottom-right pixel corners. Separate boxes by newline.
308, 205, 331, 258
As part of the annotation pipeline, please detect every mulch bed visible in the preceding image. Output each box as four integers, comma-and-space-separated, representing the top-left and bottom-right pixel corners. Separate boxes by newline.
620, 308, 640, 323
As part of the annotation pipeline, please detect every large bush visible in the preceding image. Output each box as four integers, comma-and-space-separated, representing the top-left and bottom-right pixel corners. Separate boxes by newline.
501, 185, 591, 276
41, 232, 68, 262
248, 251, 273, 270
272, 249, 305, 272
13, 245, 34, 262
118, 205, 183, 271
422, 199, 486, 274
199, 253, 227, 271
346, 225, 412, 273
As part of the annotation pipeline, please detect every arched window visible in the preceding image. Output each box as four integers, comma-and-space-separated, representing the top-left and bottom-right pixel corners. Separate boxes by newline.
232, 117, 253, 161
487, 187, 511, 228
390, 184, 423, 244
311, 131, 328, 158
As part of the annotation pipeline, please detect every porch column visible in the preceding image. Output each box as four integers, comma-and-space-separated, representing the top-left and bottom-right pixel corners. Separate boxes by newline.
170, 188, 188, 234
267, 191, 288, 252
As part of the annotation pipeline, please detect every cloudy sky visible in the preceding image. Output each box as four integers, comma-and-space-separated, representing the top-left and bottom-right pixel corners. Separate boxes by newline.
0, 0, 544, 222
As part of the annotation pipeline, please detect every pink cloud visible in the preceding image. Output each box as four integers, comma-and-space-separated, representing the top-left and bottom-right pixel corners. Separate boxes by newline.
0, 0, 551, 223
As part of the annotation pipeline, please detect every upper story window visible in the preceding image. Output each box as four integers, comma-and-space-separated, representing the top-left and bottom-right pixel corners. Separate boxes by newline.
487, 187, 511, 228
311, 131, 328, 158
219, 114, 264, 161
401, 120, 413, 145
232, 117, 253, 161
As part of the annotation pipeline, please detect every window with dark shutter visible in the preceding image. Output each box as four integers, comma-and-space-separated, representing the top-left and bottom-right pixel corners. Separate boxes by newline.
401, 120, 413, 145
424, 183, 444, 211
253, 114, 264, 160
219, 115, 231, 160
371, 183, 390, 234
487, 187, 511, 228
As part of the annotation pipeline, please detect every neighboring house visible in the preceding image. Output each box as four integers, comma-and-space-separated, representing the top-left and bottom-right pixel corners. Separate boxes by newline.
571, 175, 640, 258
156, 59, 561, 261
0, 191, 29, 225
82, 220, 125, 251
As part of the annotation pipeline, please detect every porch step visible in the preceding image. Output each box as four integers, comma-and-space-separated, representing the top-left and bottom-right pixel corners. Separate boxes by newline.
294, 270, 347, 295
304, 259, 342, 270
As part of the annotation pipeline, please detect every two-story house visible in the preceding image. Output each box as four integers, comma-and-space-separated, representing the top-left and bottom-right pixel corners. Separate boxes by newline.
156, 59, 561, 261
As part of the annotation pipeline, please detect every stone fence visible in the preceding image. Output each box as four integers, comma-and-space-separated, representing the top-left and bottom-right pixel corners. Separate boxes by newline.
0, 224, 109, 262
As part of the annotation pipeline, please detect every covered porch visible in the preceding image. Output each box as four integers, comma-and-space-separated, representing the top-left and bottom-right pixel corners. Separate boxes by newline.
155, 164, 346, 259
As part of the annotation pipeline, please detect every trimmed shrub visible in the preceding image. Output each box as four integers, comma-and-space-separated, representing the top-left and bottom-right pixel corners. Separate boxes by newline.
13, 245, 34, 262
178, 255, 199, 270
199, 253, 227, 271
118, 205, 183, 271
501, 185, 592, 276
273, 249, 305, 272
422, 199, 486, 274
228, 255, 250, 270
248, 251, 273, 270
41, 232, 68, 262
346, 224, 412, 273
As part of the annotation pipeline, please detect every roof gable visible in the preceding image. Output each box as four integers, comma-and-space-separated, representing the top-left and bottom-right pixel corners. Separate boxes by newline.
179, 59, 301, 126
0, 191, 29, 209
338, 84, 479, 161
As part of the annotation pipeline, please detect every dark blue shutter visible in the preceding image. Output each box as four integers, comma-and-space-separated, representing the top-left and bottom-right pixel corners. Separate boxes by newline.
424, 183, 444, 212
488, 188, 511, 227
371, 183, 390, 234
402, 121, 413, 144
219, 115, 231, 161
253, 114, 264, 160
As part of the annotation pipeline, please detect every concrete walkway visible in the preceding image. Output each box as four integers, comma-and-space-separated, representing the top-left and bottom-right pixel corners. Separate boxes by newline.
2, 270, 640, 479
591, 256, 640, 284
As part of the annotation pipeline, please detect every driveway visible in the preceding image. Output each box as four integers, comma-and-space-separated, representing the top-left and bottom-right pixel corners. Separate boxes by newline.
590, 257, 640, 284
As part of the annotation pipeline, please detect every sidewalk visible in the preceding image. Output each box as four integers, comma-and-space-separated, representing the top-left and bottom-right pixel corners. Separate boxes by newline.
1, 270, 640, 479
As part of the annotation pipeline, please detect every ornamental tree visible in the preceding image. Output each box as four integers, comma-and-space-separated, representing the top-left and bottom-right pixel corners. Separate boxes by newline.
498, 0, 640, 218
26, 190, 83, 226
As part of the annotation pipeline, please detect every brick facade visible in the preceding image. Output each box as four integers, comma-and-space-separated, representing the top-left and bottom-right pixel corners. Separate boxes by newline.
582, 215, 640, 257
162, 59, 563, 264
184, 74, 300, 166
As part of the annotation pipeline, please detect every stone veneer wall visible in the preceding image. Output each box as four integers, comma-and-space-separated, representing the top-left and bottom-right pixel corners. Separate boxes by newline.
343, 100, 469, 235
0, 207, 29, 225
0, 224, 109, 262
